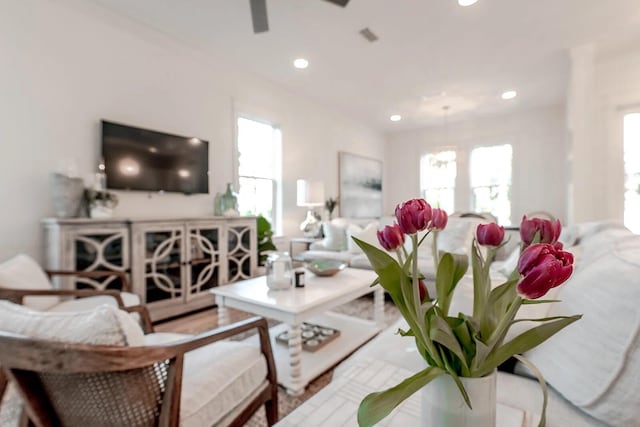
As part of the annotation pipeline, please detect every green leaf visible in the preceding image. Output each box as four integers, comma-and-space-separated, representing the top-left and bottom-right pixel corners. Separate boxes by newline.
354, 237, 442, 368
479, 279, 518, 339
435, 253, 454, 304
396, 328, 415, 337
435, 253, 468, 316
357, 366, 445, 427
521, 299, 561, 305
352, 237, 405, 304
429, 314, 470, 376
514, 355, 548, 427
511, 315, 581, 324
472, 241, 488, 319
477, 315, 582, 377
450, 316, 475, 364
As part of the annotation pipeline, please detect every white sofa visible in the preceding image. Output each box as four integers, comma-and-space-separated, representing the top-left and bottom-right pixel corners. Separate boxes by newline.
297, 214, 519, 289
284, 221, 638, 426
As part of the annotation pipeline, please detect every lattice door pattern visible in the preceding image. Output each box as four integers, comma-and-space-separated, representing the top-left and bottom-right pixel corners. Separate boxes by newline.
73, 230, 129, 291
186, 226, 221, 298
143, 229, 184, 304
228, 225, 252, 282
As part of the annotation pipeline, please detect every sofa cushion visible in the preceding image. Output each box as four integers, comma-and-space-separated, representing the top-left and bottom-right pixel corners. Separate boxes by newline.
179, 341, 268, 427
298, 250, 354, 264
0, 300, 144, 346
346, 222, 380, 254
321, 220, 349, 251
0, 254, 59, 310
523, 236, 640, 426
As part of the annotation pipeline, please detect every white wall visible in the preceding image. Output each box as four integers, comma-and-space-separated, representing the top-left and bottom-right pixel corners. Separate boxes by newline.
0, 0, 384, 262
567, 41, 640, 224
384, 105, 568, 224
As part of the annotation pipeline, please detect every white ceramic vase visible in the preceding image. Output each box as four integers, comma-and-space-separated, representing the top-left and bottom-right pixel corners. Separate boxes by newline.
422, 370, 497, 427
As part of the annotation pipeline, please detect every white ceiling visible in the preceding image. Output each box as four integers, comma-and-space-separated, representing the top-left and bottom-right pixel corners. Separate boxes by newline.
91, 0, 640, 131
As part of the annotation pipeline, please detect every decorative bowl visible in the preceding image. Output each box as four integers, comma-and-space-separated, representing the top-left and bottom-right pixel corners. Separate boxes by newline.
305, 259, 348, 277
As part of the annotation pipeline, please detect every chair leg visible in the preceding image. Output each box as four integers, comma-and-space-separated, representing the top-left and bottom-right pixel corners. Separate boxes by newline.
265, 393, 278, 426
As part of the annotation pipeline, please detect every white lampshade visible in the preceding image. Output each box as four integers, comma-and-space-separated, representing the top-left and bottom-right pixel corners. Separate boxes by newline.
296, 179, 325, 207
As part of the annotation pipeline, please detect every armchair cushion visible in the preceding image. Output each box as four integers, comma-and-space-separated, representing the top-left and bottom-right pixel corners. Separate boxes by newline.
0, 254, 59, 310
180, 340, 268, 427
0, 300, 144, 346
143, 332, 269, 426
47, 292, 141, 312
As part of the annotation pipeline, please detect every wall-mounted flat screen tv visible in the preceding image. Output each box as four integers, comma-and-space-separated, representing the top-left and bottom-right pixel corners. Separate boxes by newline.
102, 120, 209, 194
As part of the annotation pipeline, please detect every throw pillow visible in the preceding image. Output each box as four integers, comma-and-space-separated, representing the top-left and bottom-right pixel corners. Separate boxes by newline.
0, 301, 145, 346
0, 254, 59, 311
346, 222, 380, 254
321, 221, 348, 251
522, 237, 640, 426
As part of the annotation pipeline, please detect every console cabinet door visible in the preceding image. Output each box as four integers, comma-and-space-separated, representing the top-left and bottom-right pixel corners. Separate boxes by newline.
131, 223, 186, 309
227, 219, 257, 282
185, 221, 225, 300
45, 222, 129, 291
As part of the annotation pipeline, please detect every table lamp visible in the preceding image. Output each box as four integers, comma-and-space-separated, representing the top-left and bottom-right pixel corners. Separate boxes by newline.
296, 179, 325, 237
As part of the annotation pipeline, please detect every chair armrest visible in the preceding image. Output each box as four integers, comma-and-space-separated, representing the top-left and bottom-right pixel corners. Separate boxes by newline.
45, 270, 132, 292
122, 305, 155, 334
0, 288, 125, 308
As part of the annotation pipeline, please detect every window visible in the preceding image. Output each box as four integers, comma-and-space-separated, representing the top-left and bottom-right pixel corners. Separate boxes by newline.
236, 117, 282, 233
624, 113, 640, 234
470, 144, 513, 225
420, 150, 456, 213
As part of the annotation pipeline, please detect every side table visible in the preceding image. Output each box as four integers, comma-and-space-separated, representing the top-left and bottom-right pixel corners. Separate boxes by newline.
288, 237, 322, 260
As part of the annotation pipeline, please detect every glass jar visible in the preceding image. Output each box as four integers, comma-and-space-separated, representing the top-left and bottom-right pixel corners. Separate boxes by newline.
265, 252, 293, 290
220, 183, 239, 216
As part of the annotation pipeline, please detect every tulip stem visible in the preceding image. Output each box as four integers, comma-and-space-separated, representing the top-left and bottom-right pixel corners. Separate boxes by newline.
408, 233, 443, 368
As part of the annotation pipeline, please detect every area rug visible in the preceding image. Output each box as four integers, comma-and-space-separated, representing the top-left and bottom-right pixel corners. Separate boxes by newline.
244, 295, 399, 426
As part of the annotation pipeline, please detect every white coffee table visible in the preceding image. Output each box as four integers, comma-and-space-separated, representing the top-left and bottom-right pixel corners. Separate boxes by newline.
210, 268, 385, 395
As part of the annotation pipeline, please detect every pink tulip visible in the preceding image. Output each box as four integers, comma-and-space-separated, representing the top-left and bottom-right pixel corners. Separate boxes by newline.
520, 215, 562, 246
395, 199, 432, 235
476, 223, 505, 247
517, 243, 574, 299
377, 224, 406, 252
419, 279, 428, 302
429, 209, 448, 231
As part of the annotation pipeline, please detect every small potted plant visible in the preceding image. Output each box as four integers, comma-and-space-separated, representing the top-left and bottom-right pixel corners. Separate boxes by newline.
85, 188, 118, 219
325, 196, 339, 219
257, 215, 277, 268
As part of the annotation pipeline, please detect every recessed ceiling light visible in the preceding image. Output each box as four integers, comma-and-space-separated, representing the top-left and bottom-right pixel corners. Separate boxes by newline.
293, 58, 309, 69
501, 90, 517, 100
458, 0, 478, 6
390, 115, 402, 122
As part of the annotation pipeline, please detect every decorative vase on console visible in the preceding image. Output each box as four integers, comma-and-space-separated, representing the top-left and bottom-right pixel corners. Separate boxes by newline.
51, 173, 84, 218
354, 199, 581, 427
220, 183, 239, 217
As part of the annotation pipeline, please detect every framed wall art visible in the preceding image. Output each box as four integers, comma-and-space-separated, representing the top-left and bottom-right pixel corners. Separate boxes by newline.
339, 152, 383, 218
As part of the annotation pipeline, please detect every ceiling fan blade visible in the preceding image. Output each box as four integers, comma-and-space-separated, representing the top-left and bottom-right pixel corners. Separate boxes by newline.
321, 0, 350, 6
250, 0, 269, 33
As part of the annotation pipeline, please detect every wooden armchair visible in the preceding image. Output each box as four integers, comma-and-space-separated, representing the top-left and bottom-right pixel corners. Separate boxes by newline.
0, 308, 278, 427
0, 254, 140, 311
